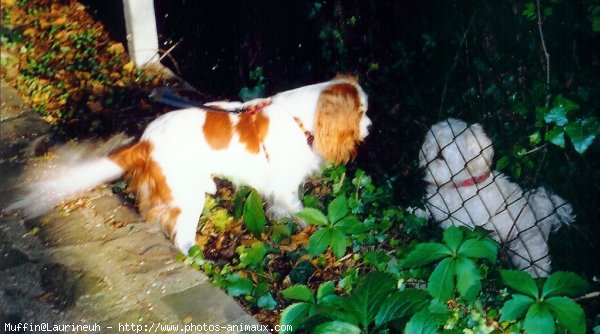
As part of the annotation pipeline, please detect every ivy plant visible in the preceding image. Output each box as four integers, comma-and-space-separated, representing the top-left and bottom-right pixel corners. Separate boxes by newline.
400, 226, 498, 304
539, 95, 600, 154
500, 270, 589, 334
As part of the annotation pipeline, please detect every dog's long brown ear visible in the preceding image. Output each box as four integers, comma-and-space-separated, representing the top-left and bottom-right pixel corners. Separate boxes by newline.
314, 82, 362, 164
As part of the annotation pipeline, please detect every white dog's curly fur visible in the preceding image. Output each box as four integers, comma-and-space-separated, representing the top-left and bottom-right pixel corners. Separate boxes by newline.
419, 118, 574, 277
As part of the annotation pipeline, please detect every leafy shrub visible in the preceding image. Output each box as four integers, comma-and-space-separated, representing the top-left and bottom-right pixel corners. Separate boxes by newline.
296, 195, 366, 259
500, 270, 589, 334
401, 227, 497, 304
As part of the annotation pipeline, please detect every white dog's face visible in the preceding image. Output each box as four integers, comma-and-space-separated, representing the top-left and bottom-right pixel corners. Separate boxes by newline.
419, 118, 494, 187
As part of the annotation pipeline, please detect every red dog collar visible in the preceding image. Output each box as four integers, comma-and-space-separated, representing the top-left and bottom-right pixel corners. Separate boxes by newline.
455, 171, 491, 188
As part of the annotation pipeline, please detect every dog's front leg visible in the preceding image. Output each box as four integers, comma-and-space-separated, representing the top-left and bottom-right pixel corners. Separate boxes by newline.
267, 189, 307, 229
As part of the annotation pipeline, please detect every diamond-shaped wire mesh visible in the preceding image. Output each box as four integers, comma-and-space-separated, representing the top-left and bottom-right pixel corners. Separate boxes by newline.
420, 118, 575, 278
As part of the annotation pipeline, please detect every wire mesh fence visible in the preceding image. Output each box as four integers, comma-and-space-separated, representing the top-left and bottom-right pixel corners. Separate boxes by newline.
419, 118, 575, 278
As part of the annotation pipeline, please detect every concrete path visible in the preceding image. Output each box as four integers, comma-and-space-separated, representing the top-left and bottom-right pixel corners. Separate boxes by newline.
0, 80, 266, 333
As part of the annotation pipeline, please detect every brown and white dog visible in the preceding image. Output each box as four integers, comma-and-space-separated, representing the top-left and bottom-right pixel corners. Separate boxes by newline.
6, 76, 371, 253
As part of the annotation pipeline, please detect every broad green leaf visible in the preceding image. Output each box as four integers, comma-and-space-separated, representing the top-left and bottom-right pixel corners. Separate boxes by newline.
312, 321, 361, 334
545, 297, 586, 334
565, 117, 600, 154
546, 126, 566, 148
279, 302, 312, 334
316, 281, 336, 303
442, 227, 463, 252
401, 243, 451, 268
314, 304, 358, 324
328, 196, 349, 223
232, 186, 252, 218
296, 208, 329, 226
346, 271, 396, 329
238, 241, 267, 268
500, 270, 539, 299
496, 156, 510, 171
457, 238, 498, 263
282, 285, 315, 303
552, 94, 580, 114
523, 302, 555, 334
500, 294, 535, 321
544, 106, 568, 126
308, 228, 332, 257
455, 257, 482, 303
542, 271, 590, 298
334, 216, 366, 234
375, 290, 430, 326
243, 190, 267, 237
257, 293, 277, 310
427, 257, 456, 301
330, 229, 349, 259
224, 274, 254, 297
405, 310, 440, 334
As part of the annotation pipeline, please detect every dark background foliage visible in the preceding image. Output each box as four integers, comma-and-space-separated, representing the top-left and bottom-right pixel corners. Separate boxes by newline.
84, 0, 599, 281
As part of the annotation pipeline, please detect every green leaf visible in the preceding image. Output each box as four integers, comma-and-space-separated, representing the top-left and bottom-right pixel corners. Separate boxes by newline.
496, 156, 510, 171
243, 190, 267, 237
316, 281, 336, 303
454, 257, 482, 303
405, 310, 440, 334
427, 257, 456, 301
545, 297, 586, 334
232, 186, 252, 219
529, 130, 542, 144
280, 303, 312, 334
282, 285, 315, 303
375, 290, 430, 326
541, 271, 590, 298
224, 274, 254, 297
334, 216, 366, 235
257, 293, 277, 310
312, 321, 361, 334
328, 196, 349, 223
401, 243, 451, 268
565, 117, 600, 154
546, 126, 566, 148
544, 106, 568, 126
500, 270, 539, 299
457, 238, 498, 263
308, 228, 332, 257
500, 294, 535, 322
552, 94, 580, 114
346, 271, 396, 329
442, 227, 463, 252
238, 241, 267, 268
523, 302, 555, 334
330, 229, 349, 259
296, 208, 329, 226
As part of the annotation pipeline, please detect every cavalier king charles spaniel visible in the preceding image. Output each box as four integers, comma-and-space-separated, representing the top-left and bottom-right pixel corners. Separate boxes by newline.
6, 76, 371, 253
419, 118, 574, 277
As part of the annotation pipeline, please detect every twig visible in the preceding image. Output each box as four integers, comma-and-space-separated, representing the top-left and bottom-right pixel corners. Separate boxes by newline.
575, 291, 600, 302
535, 0, 551, 108
438, 13, 476, 116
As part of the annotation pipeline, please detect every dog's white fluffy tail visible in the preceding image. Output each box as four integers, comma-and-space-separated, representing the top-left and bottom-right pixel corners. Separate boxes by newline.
4, 135, 132, 218
527, 187, 576, 233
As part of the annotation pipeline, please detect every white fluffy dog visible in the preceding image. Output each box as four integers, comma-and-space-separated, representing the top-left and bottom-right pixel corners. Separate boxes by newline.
419, 118, 574, 277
